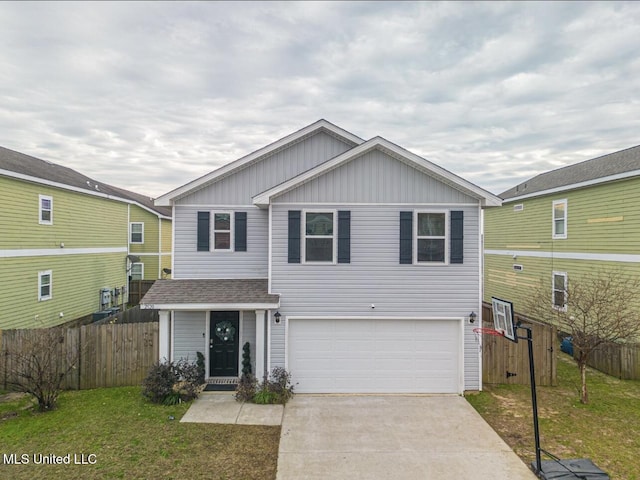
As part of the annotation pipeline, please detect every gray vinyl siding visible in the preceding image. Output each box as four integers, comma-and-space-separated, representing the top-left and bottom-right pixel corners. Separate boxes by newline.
270, 203, 482, 390
173, 311, 206, 363
242, 310, 257, 375
176, 131, 355, 205
172, 206, 268, 279
274, 148, 477, 204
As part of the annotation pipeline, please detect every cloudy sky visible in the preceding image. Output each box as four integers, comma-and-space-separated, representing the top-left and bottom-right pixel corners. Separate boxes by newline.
1, 1, 639, 198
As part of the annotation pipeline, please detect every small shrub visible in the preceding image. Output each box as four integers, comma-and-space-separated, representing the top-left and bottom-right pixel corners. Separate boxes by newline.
235, 373, 258, 403
142, 362, 178, 404
253, 389, 279, 405
238, 367, 295, 405
241, 342, 252, 376
142, 358, 204, 405
196, 352, 206, 384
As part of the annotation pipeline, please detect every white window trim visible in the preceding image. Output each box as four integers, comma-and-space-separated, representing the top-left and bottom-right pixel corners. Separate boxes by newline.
39, 194, 53, 225
552, 199, 567, 239
211, 211, 234, 252
414, 210, 449, 265
301, 209, 337, 264
130, 222, 144, 244
38, 270, 52, 301
552, 271, 568, 312
130, 262, 144, 280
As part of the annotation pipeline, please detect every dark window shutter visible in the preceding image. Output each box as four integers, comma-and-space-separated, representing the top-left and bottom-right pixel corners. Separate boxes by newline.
450, 210, 464, 264
235, 212, 247, 252
197, 211, 210, 251
399, 211, 413, 264
288, 210, 301, 263
337, 210, 351, 264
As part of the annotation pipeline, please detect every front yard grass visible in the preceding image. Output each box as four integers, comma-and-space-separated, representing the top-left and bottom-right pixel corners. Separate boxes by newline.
467, 352, 640, 480
0, 387, 280, 479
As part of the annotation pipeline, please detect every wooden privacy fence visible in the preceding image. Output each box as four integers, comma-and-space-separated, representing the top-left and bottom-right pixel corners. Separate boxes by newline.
1, 322, 158, 391
481, 302, 557, 386
581, 342, 640, 380
128, 280, 156, 306
94, 305, 159, 325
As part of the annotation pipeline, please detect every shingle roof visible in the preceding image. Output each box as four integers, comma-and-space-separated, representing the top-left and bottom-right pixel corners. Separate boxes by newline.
501, 145, 640, 200
0, 146, 171, 217
140, 279, 280, 307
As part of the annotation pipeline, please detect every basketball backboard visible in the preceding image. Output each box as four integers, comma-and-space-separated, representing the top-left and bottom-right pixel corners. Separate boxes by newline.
491, 297, 518, 343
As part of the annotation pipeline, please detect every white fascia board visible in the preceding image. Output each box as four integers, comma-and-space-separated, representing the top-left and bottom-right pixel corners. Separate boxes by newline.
155, 120, 365, 206
1, 168, 169, 219
502, 169, 640, 203
140, 302, 280, 311
253, 137, 503, 208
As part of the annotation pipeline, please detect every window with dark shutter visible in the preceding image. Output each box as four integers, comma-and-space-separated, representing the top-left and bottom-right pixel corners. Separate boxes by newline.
197, 211, 210, 251
450, 210, 464, 264
288, 210, 301, 263
399, 211, 413, 264
235, 212, 247, 252
337, 210, 351, 263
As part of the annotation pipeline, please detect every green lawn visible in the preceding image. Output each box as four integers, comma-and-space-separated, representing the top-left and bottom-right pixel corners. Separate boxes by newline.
0, 387, 280, 479
467, 352, 640, 480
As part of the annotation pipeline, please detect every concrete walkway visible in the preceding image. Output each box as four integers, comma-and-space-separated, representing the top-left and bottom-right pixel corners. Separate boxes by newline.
180, 392, 283, 426
276, 395, 537, 479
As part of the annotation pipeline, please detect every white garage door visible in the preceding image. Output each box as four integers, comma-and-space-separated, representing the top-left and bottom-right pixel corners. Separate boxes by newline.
287, 318, 462, 394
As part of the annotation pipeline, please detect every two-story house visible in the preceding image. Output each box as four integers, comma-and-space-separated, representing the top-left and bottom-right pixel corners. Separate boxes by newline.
0, 147, 172, 329
142, 120, 501, 394
484, 145, 640, 319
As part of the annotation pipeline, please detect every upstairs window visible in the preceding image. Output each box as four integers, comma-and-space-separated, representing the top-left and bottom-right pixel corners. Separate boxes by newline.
552, 199, 567, 239
39, 195, 53, 225
552, 271, 567, 311
130, 222, 144, 244
213, 212, 233, 250
415, 212, 447, 263
304, 211, 335, 263
38, 270, 52, 301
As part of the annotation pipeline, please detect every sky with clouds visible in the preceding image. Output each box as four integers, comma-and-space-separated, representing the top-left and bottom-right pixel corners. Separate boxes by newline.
1, 1, 639, 198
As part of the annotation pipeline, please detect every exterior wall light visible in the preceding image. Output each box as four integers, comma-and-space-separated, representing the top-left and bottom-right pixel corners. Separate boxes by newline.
274, 311, 282, 324
469, 311, 477, 324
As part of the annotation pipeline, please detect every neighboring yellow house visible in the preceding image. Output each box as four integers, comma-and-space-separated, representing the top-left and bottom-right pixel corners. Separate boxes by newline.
0, 146, 172, 329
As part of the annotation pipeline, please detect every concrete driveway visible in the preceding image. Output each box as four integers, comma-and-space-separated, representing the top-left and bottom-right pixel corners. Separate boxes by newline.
277, 395, 536, 479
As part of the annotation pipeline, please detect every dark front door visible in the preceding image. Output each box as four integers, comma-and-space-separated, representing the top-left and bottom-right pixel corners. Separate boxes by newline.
209, 311, 240, 377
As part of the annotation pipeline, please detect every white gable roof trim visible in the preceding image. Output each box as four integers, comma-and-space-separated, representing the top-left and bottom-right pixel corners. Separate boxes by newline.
155, 120, 364, 206
252, 137, 502, 208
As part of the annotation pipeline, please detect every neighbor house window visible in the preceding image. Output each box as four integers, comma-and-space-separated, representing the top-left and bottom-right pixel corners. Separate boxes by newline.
304, 211, 335, 262
415, 211, 447, 263
130, 222, 144, 244
213, 212, 233, 250
552, 199, 567, 239
552, 271, 567, 311
39, 195, 53, 225
38, 270, 52, 301
130, 263, 144, 281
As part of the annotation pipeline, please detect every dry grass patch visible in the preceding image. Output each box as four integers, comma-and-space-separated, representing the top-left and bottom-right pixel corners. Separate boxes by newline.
0, 387, 280, 479
467, 352, 640, 479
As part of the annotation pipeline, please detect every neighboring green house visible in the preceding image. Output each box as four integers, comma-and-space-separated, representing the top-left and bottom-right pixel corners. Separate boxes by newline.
484, 145, 640, 316
0, 147, 171, 329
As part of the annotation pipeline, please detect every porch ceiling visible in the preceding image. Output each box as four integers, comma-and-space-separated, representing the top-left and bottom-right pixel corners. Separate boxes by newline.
140, 278, 279, 310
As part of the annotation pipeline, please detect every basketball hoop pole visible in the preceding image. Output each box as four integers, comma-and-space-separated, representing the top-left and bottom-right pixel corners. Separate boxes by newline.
517, 323, 542, 476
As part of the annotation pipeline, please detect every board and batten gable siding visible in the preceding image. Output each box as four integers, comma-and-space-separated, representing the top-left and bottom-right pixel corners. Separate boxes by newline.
485, 176, 640, 254
172, 206, 268, 279
0, 176, 128, 250
273, 148, 478, 204
270, 203, 482, 390
174, 131, 355, 206
173, 311, 206, 363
